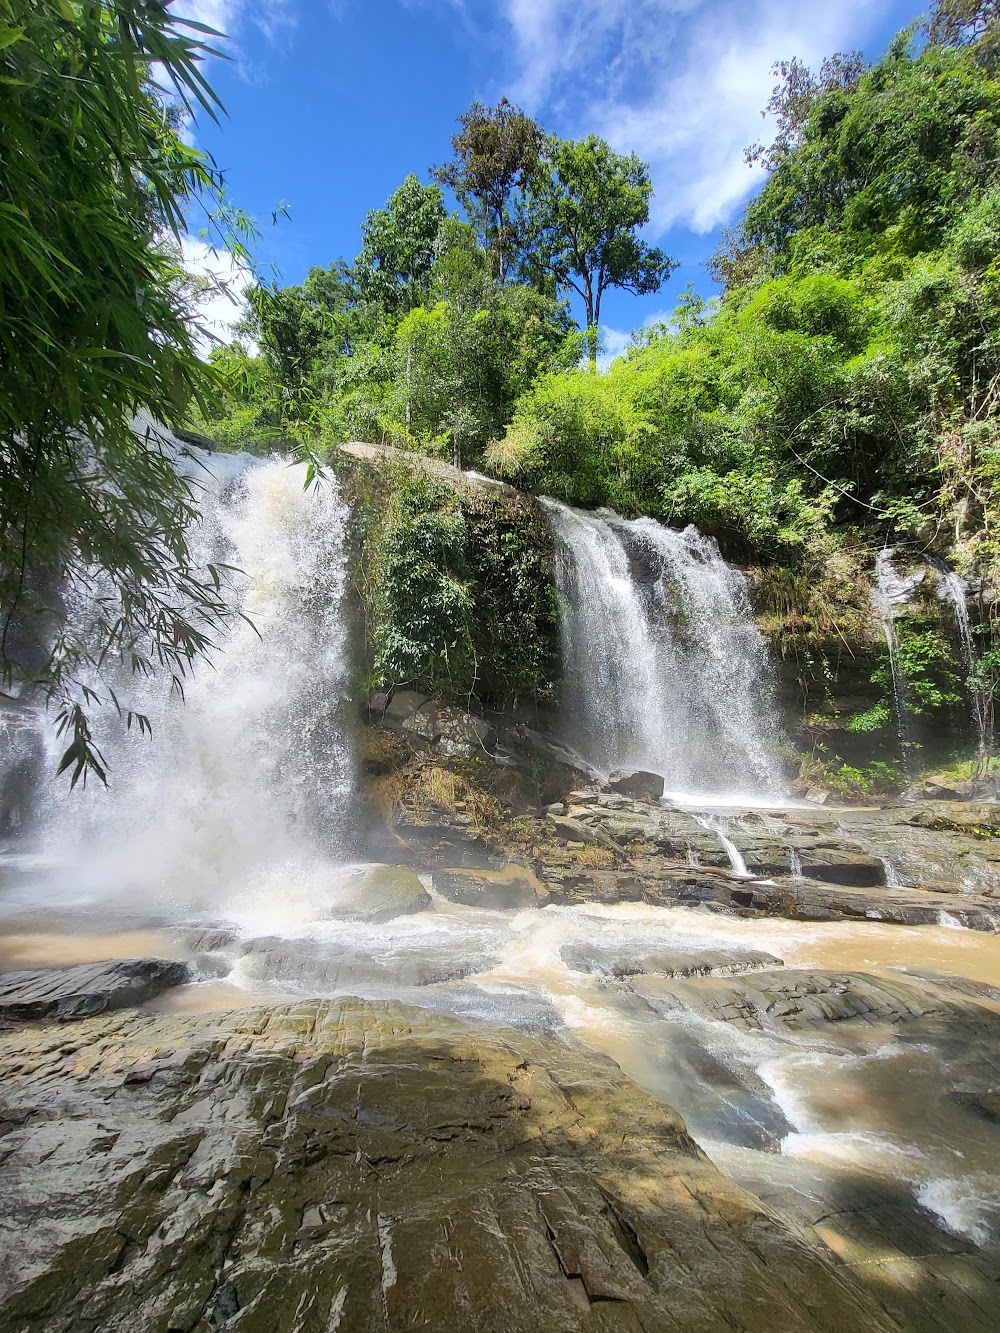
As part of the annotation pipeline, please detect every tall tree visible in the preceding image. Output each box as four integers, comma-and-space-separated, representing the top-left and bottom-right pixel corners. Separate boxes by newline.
432, 99, 544, 281
354, 175, 447, 319
0, 0, 254, 783
522, 136, 676, 365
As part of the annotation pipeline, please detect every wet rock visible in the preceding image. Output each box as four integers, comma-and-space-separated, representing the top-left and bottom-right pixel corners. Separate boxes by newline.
797, 850, 885, 888
390, 811, 499, 869
561, 943, 782, 979
383, 689, 429, 723
0, 998, 901, 1332
170, 927, 239, 954
609, 769, 665, 802
238, 937, 495, 990
542, 862, 1000, 931
546, 813, 622, 851
330, 863, 432, 922
0, 958, 190, 1022
633, 969, 975, 1032
433, 868, 544, 910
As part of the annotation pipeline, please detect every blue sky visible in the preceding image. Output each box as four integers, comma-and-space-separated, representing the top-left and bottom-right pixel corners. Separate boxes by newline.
182, 0, 921, 358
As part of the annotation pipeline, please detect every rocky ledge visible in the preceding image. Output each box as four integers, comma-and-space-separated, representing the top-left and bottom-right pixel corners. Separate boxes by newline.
0, 994, 915, 1333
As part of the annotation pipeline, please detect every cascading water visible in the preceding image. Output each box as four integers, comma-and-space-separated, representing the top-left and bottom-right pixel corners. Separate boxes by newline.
931, 557, 991, 759
19, 440, 357, 926
0, 443, 998, 1283
542, 500, 785, 802
873, 549, 924, 764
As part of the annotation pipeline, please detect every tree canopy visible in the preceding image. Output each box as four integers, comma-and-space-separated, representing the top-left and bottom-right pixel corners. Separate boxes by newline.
0, 0, 251, 782
522, 136, 676, 362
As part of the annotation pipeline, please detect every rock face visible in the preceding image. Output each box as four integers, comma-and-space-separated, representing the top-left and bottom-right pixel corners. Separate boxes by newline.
0, 998, 902, 1332
0, 958, 190, 1022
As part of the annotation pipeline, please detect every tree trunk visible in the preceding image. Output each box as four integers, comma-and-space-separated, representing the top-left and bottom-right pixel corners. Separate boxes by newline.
584, 281, 597, 368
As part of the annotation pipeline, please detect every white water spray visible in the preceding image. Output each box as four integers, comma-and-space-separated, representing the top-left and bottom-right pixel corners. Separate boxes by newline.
931, 558, 991, 759
873, 550, 924, 763
27, 448, 357, 923
543, 500, 785, 801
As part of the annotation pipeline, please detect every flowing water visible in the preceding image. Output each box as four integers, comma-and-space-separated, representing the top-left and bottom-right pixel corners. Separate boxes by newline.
542, 500, 785, 802
1, 453, 998, 1288
8, 440, 358, 925
873, 548, 925, 763
932, 556, 992, 758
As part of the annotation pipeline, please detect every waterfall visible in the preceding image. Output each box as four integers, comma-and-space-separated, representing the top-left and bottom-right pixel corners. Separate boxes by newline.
20, 442, 357, 922
931, 558, 991, 759
543, 500, 785, 802
873, 549, 924, 764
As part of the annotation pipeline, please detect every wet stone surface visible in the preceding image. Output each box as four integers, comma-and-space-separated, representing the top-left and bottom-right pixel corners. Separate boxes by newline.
0, 998, 907, 1333
0, 958, 190, 1023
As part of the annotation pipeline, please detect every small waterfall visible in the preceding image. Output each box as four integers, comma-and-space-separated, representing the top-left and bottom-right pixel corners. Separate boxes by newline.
931, 558, 991, 759
879, 856, 905, 888
543, 500, 785, 801
23, 445, 357, 921
695, 814, 753, 878
873, 550, 924, 763
789, 848, 803, 881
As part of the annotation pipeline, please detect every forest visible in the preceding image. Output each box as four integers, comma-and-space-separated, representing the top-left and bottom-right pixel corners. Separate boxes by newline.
185, 1, 1000, 786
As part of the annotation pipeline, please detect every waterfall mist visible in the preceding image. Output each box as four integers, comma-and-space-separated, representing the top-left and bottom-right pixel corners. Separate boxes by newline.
543, 500, 785, 802
18, 444, 357, 927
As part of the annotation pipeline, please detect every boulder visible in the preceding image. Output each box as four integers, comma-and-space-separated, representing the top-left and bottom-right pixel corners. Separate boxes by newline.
383, 690, 429, 724
329, 863, 432, 922
609, 768, 665, 802
546, 813, 622, 851
561, 943, 783, 979
401, 703, 441, 742
434, 706, 498, 758
433, 868, 544, 910
0, 958, 190, 1022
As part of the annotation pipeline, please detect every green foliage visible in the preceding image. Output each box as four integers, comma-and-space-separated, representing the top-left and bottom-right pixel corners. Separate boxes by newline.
349, 462, 558, 709
844, 701, 892, 732
354, 174, 447, 316
432, 98, 543, 281
0, 0, 255, 781
521, 135, 676, 359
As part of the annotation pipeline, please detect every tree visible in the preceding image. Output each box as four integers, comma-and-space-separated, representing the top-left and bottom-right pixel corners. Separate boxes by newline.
522, 136, 676, 365
432, 99, 544, 281
739, 40, 1000, 261
745, 53, 865, 173
248, 261, 357, 384
927, 0, 1000, 68
0, 0, 256, 784
354, 175, 447, 318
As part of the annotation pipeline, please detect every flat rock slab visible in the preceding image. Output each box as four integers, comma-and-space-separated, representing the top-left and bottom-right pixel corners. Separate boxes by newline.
0, 957, 190, 1022
561, 942, 783, 979
0, 998, 901, 1333
632, 969, 988, 1032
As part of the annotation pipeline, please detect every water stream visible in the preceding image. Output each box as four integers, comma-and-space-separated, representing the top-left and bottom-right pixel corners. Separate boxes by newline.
0, 454, 997, 1282
873, 548, 924, 764
932, 556, 991, 759
543, 500, 785, 803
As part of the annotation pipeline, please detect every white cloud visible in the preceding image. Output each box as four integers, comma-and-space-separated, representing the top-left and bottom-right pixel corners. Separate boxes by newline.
172, 1, 296, 62
180, 235, 255, 355
597, 325, 632, 371
497, 0, 892, 235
